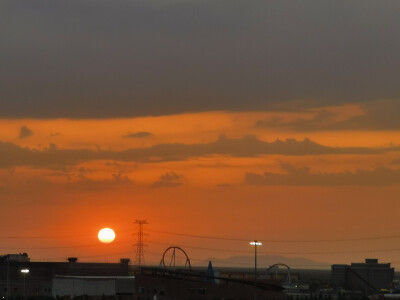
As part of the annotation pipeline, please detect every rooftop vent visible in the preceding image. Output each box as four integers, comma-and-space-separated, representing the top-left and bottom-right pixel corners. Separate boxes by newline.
366, 259, 378, 264
120, 258, 130, 265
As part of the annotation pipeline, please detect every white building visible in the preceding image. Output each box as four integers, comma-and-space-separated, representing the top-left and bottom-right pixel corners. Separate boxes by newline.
52, 276, 135, 298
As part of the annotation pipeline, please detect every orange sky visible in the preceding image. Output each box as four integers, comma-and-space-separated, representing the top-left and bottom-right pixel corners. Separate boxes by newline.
3, 0, 400, 272
1, 106, 400, 269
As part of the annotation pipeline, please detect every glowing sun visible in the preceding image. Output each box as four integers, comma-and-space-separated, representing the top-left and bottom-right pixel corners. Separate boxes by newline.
98, 228, 116, 243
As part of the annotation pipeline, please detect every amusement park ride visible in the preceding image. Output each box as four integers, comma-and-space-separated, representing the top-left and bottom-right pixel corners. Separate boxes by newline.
267, 263, 292, 285
160, 246, 192, 269
158, 245, 293, 287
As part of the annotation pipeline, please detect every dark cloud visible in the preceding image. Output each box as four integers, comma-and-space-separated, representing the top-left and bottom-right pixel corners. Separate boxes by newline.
19, 126, 33, 139
256, 100, 400, 131
0, 172, 133, 196
123, 132, 152, 138
329, 100, 400, 130
0, 136, 388, 169
150, 172, 183, 189
111, 171, 131, 184
244, 164, 400, 186
1, 1, 400, 118
255, 111, 338, 131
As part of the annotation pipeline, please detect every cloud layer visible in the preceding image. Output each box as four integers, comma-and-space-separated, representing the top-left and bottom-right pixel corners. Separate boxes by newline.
256, 100, 400, 131
1, 1, 400, 118
0, 136, 387, 170
244, 164, 400, 186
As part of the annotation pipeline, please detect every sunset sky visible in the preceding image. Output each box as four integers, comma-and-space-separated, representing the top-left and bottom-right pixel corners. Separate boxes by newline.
1, 0, 400, 269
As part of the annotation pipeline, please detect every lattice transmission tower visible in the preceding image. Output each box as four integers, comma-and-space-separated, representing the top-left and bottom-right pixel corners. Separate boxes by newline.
133, 220, 148, 266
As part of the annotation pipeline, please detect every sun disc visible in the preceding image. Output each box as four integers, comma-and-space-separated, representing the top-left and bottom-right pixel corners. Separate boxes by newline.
98, 228, 115, 243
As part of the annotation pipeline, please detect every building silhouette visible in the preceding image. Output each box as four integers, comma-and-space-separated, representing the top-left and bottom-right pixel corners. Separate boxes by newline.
332, 258, 394, 295
0, 253, 287, 300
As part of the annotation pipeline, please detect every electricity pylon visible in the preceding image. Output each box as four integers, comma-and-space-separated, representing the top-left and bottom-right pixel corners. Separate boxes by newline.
134, 220, 148, 266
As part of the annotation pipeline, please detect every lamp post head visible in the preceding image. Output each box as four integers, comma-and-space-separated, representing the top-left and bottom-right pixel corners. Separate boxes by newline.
250, 241, 262, 246
20, 269, 29, 274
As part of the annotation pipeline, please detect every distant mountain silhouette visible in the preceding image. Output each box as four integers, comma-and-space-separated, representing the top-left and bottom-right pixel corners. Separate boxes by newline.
205, 255, 330, 270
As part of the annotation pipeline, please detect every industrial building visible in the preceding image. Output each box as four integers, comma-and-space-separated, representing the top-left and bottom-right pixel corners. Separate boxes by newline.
53, 275, 135, 298
332, 258, 394, 296
133, 267, 286, 300
0, 253, 287, 300
0, 254, 130, 298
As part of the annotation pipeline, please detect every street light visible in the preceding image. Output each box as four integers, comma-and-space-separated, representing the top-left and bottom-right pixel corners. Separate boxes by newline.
20, 269, 29, 300
250, 241, 262, 284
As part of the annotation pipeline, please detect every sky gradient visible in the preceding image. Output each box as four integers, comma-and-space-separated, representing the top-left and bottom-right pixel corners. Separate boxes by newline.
1, 0, 400, 269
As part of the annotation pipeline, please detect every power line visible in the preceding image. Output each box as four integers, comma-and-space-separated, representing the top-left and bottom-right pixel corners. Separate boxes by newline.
21, 246, 400, 267
149, 230, 248, 242
151, 241, 251, 254
31, 249, 165, 262
4, 229, 400, 243
148, 229, 400, 243
32, 251, 136, 261
0, 244, 95, 249
2, 234, 400, 255
145, 249, 331, 268
150, 241, 400, 256
259, 247, 400, 255
0, 234, 93, 239
0, 230, 133, 240
6, 240, 400, 256
0, 241, 133, 250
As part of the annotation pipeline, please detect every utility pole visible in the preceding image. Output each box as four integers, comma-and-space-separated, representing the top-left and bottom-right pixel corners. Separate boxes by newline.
6, 255, 9, 300
250, 241, 262, 285
134, 220, 148, 267
21, 269, 29, 300
250, 241, 262, 300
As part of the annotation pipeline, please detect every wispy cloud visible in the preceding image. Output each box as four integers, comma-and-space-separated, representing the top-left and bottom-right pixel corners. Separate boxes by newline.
244, 164, 400, 186
150, 172, 183, 189
49, 132, 61, 137
123, 131, 152, 138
